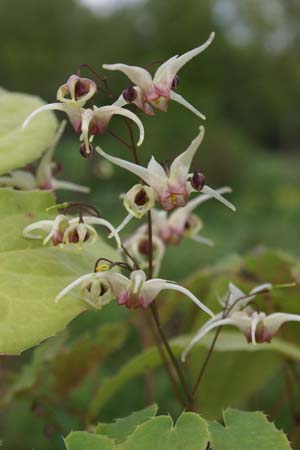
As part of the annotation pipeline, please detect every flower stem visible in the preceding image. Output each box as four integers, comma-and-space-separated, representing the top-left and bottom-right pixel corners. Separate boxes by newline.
122, 114, 192, 407
149, 302, 193, 405
189, 327, 222, 408
147, 211, 153, 279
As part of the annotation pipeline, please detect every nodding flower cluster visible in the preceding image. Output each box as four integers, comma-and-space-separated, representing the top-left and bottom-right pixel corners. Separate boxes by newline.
21, 33, 298, 350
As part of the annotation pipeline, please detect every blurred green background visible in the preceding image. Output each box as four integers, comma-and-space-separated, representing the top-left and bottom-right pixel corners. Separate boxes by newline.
0, 0, 300, 448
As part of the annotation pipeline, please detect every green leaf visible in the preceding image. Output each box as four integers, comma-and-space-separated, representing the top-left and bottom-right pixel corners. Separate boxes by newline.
209, 408, 292, 450
96, 404, 158, 444
65, 432, 114, 450
120, 413, 208, 450
244, 249, 297, 284
65, 411, 209, 450
0, 189, 118, 355
0, 89, 58, 174
88, 332, 300, 419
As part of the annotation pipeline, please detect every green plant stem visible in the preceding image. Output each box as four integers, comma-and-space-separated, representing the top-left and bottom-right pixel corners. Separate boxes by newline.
145, 311, 186, 407
150, 302, 193, 405
189, 327, 222, 407
123, 117, 192, 407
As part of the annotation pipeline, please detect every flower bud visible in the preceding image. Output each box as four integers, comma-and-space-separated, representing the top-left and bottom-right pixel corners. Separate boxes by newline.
122, 85, 137, 103
171, 75, 180, 90
124, 184, 156, 218
80, 142, 94, 159
190, 172, 205, 191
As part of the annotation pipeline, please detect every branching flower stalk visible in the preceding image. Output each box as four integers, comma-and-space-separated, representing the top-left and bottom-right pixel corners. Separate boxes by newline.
21, 34, 248, 414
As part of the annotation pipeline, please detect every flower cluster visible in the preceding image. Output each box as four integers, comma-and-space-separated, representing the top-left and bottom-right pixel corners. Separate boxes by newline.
20, 33, 299, 369
55, 263, 214, 314
22, 74, 144, 158
182, 282, 300, 361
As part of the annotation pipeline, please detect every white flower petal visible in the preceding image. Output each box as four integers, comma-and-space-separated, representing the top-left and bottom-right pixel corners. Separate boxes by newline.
22, 103, 66, 129
169, 126, 205, 182
112, 213, 134, 235
249, 283, 272, 295
170, 91, 206, 119
147, 156, 168, 180
112, 93, 128, 108
201, 185, 236, 211
157, 281, 214, 317
251, 313, 260, 345
52, 179, 90, 193
43, 214, 67, 245
96, 105, 144, 146
80, 216, 122, 248
182, 316, 234, 362
55, 273, 94, 302
96, 147, 151, 184
102, 63, 153, 93
186, 187, 232, 212
23, 220, 53, 239
190, 235, 214, 247
264, 313, 300, 336
165, 33, 215, 80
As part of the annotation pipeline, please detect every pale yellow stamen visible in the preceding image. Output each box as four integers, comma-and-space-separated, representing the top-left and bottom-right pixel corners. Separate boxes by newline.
96, 263, 110, 272
170, 193, 178, 205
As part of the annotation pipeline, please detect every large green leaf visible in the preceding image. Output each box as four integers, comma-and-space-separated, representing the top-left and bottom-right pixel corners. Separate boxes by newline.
88, 332, 300, 419
0, 189, 118, 355
0, 88, 57, 174
209, 408, 292, 450
96, 404, 158, 444
65, 411, 209, 450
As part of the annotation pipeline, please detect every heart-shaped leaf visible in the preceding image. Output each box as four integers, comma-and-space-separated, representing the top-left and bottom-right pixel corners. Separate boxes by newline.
0, 88, 57, 174
209, 408, 292, 450
0, 189, 118, 355
65, 411, 209, 450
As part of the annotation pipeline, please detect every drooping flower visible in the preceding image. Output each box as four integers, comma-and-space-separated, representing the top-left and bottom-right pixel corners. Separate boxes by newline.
0, 122, 89, 193
103, 33, 215, 118
22, 76, 144, 158
23, 214, 121, 249
181, 282, 300, 361
152, 186, 232, 246
123, 231, 165, 276
96, 126, 235, 212
56, 267, 214, 315
56, 74, 97, 105
123, 184, 156, 219
79, 277, 112, 309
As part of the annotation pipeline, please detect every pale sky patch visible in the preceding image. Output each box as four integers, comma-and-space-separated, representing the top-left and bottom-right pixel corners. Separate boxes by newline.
79, 0, 142, 15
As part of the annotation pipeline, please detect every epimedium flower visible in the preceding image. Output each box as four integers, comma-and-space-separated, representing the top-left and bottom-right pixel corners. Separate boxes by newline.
181, 282, 300, 361
22, 77, 145, 158
79, 277, 112, 310
0, 122, 89, 193
123, 231, 166, 276
123, 184, 156, 219
56, 74, 97, 105
103, 33, 215, 118
23, 214, 121, 249
152, 186, 232, 246
96, 126, 236, 212
110, 184, 156, 236
55, 267, 214, 314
